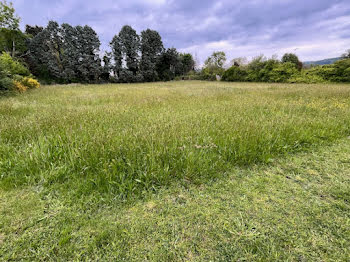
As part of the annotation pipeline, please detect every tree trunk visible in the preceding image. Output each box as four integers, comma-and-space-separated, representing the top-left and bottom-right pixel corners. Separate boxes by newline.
12, 39, 15, 57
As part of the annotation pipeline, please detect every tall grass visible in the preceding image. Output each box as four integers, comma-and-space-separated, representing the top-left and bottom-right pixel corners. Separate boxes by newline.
1, 81, 350, 198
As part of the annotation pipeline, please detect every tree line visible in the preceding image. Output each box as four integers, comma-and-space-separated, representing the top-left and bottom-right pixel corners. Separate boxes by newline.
189, 51, 350, 83
1, 0, 350, 90
0, 1, 195, 84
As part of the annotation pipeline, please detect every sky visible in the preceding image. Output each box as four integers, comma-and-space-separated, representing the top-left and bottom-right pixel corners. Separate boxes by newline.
12, 0, 350, 64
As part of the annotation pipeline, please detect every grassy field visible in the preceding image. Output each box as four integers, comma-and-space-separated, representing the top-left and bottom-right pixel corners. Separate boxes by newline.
1, 81, 350, 260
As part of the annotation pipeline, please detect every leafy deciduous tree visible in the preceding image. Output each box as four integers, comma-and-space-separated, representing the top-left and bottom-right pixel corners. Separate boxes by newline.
202, 51, 227, 79
0, 1, 26, 57
178, 53, 195, 75
204, 51, 227, 69
282, 53, 302, 70
0, 0, 19, 29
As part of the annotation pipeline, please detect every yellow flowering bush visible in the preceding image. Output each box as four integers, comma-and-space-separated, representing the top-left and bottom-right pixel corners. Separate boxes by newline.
13, 80, 28, 92
21, 77, 40, 89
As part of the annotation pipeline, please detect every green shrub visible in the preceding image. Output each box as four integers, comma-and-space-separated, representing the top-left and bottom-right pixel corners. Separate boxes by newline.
222, 66, 247, 81
288, 70, 327, 84
12, 74, 24, 82
258, 59, 280, 82
298, 60, 350, 83
13, 80, 27, 92
269, 62, 299, 83
185, 70, 202, 80
221, 56, 350, 84
0, 52, 40, 95
245, 56, 267, 82
21, 77, 40, 89
0, 52, 30, 76
307, 65, 337, 81
328, 59, 350, 82
243, 57, 283, 82
200, 66, 225, 81
0, 77, 14, 92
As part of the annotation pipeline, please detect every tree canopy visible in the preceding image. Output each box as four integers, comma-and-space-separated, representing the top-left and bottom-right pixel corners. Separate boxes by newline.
26, 21, 102, 83
0, 0, 19, 30
7, 0, 350, 86
281, 53, 303, 70
0, 1, 27, 57
204, 51, 227, 69
140, 29, 164, 82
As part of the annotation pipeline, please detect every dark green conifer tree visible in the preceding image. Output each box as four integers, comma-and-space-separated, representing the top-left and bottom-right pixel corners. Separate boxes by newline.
140, 29, 164, 82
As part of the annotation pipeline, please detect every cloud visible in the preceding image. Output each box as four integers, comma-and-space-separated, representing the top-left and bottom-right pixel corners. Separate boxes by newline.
13, 0, 350, 64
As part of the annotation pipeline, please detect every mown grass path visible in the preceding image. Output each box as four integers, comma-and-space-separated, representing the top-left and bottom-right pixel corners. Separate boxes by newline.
1, 135, 350, 261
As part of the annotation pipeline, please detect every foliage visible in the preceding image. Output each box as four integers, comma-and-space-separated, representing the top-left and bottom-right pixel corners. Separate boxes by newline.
27, 21, 102, 83
281, 53, 303, 70
110, 35, 123, 79
101, 52, 112, 81
60, 24, 102, 83
268, 62, 299, 83
293, 59, 350, 83
0, 51, 30, 76
0, 1, 27, 58
178, 53, 195, 75
326, 58, 350, 82
13, 79, 27, 92
75, 25, 102, 82
222, 58, 298, 83
0, 28, 28, 57
221, 53, 350, 84
119, 69, 144, 83
175, 70, 202, 80
255, 58, 280, 82
0, 2, 191, 84
200, 51, 227, 80
204, 51, 226, 68
25, 25, 43, 37
0, 76, 13, 91
140, 29, 164, 82
0, 51, 39, 94
21, 77, 40, 89
200, 67, 219, 81
245, 55, 267, 82
222, 65, 247, 81
156, 48, 181, 81
229, 57, 248, 67
27, 21, 63, 80
109, 26, 188, 82
0, 0, 19, 30
288, 68, 327, 83
119, 25, 140, 75
1, 1, 346, 85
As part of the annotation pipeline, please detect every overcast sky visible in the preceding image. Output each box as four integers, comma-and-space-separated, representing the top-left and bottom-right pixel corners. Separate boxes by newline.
13, 0, 350, 64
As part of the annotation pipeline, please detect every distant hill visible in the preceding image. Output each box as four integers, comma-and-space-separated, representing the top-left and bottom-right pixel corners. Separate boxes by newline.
304, 57, 342, 66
